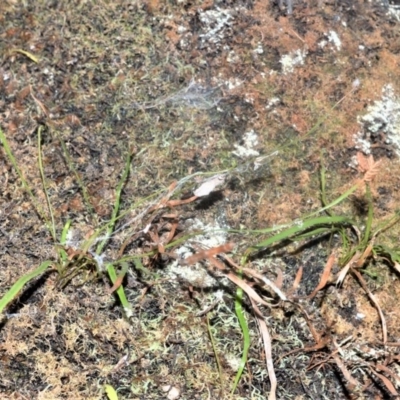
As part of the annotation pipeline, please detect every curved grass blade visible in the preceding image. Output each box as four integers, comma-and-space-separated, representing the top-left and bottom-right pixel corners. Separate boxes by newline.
106, 263, 132, 318
92, 152, 132, 317
291, 226, 338, 241
11, 48, 39, 63
0, 261, 53, 314
227, 185, 359, 239
60, 219, 72, 246
251, 215, 352, 250
310, 183, 359, 218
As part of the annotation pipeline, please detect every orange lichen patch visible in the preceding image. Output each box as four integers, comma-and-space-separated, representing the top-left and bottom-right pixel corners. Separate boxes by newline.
362, 27, 386, 48
304, 30, 320, 52
145, 0, 160, 15
258, 191, 305, 226
377, 48, 400, 77
290, 113, 310, 135
298, 170, 311, 187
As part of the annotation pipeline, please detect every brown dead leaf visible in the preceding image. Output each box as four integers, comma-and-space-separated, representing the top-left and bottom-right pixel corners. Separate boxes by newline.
287, 266, 303, 297
182, 242, 235, 265
308, 252, 335, 300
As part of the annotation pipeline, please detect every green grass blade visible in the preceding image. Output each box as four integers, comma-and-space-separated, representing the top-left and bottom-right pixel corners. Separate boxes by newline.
114, 262, 129, 287
60, 220, 72, 245
106, 263, 132, 318
133, 258, 151, 279
228, 185, 359, 239
93, 153, 132, 318
291, 226, 337, 241
251, 215, 351, 250
0, 261, 53, 314
104, 384, 119, 400
308, 183, 359, 218
232, 286, 250, 394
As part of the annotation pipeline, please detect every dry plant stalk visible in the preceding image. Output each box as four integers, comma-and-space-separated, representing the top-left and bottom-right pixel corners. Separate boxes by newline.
336, 244, 387, 344
206, 256, 271, 311
181, 243, 273, 309
250, 299, 277, 400
336, 251, 360, 286
108, 274, 125, 295
331, 352, 360, 392
259, 317, 277, 400
352, 269, 387, 345
222, 256, 287, 301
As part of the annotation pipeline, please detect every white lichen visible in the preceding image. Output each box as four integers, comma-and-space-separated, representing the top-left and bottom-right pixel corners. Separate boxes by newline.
253, 43, 264, 55
198, 7, 233, 45
227, 50, 239, 64
266, 97, 281, 110
355, 84, 400, 156
233, 130, 260, 158
280, 49, 307, 75
167, 219, 230, 288
327, 30, 341, 51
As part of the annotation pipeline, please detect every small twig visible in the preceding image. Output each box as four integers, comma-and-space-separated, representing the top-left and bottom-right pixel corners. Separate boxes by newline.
208, 257, 272, 311
331, 353, 360, 393
182, 243, 235, 265
196, 299, 221, 317
352, 268, 387, 344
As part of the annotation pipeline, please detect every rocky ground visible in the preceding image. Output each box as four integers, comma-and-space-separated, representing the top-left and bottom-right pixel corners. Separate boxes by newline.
1, 1, 400, 399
